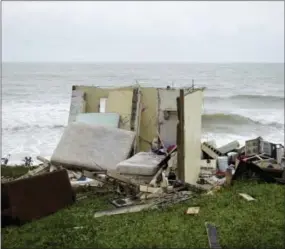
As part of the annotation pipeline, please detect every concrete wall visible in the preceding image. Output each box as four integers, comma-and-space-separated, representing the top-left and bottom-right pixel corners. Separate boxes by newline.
158, 89, 180, 147
139, 88, 158, 151
74, 86, 109, 113
183, 89, 204, 185
73, 86, 159, 152
105, 89, 134, 130
71, 86, 186, 152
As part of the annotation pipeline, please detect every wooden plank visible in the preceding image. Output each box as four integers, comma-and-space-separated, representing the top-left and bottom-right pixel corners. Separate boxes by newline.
176, 90, 185, 181
94, 203, 156, 218
139, 185, 163, 194
149, 145, 177, 187
133, 87, 142, 153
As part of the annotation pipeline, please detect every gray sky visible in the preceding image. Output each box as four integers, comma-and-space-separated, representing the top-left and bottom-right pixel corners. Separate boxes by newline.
2, 1, 284, 63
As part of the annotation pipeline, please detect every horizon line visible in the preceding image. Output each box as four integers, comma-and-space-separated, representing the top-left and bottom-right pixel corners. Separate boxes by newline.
2, 61, 284, 64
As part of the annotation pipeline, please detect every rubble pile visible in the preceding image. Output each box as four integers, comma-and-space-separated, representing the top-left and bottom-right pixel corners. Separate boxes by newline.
2, 85, 284, 232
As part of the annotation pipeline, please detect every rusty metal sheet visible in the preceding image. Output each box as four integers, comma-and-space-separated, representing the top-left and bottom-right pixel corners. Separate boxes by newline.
1, 169, 75, 227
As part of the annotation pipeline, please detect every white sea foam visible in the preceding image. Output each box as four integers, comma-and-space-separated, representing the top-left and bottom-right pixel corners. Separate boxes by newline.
2, 62, 284, 164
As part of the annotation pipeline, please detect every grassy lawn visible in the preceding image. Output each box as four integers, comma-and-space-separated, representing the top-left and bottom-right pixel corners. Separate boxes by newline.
1, 165, 37, 179
2, 166, 285, 248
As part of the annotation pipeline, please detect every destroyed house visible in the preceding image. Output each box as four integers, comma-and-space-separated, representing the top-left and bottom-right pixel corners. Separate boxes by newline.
61, 85, 205, 185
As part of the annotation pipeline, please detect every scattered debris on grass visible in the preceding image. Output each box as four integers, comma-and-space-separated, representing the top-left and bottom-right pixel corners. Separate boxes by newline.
239, 193, 256, 201
2, 85, 285, 248
185, 206, 200, 215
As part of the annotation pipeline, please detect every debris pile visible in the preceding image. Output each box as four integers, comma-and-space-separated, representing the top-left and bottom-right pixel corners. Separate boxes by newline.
2, 85, 284, 229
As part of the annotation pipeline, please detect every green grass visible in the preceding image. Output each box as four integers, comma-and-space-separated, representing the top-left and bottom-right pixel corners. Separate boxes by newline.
1, 165, 38, 179
2, 178, 285, 249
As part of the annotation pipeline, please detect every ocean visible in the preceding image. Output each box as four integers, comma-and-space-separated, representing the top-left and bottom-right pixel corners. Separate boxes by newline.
2, 62, 284, 165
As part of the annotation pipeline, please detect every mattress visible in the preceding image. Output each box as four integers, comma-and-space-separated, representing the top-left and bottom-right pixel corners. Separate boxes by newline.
116, 152, 164, 176
51, 123, 136, 171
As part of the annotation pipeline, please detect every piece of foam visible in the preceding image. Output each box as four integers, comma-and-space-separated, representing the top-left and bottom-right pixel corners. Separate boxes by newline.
116, 152, 164, 176
51, 123, 135, 171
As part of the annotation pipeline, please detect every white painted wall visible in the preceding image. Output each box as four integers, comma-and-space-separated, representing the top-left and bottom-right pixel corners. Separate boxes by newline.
184, 89, 204, 185
158, 89, 179, 146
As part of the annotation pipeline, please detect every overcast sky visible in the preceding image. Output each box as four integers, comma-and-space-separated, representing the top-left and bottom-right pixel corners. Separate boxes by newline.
2, 1, 284, 63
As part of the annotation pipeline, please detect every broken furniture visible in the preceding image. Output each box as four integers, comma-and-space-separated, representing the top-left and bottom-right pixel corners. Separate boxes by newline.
1, 169, 75, 228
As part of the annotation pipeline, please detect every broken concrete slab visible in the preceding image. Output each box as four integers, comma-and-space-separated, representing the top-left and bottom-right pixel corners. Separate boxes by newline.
68, 89, 86, 124
201, 159, 217, 169
217, 140, 240, 154
201, 142, 223, 159
51, 122, 136, 171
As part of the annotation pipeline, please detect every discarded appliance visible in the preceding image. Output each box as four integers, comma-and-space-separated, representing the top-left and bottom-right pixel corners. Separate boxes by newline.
1, 169, 75, 227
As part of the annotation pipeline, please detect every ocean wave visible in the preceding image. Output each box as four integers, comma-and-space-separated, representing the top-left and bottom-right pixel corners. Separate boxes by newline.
3, 124, 66, 132
202, 113, 284, 128
207, 94, 284, 102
